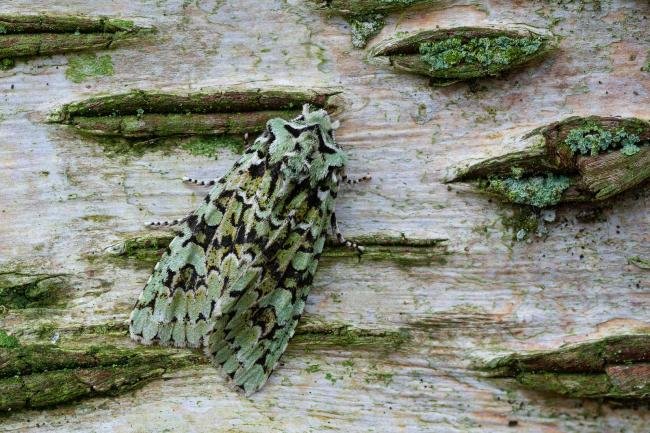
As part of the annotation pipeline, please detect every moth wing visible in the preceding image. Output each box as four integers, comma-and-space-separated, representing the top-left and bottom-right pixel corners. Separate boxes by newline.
205, 183, 335, 395
129, 143, 271, 348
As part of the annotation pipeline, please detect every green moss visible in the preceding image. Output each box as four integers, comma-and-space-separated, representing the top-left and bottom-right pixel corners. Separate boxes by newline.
81, 133, 246, 159
500, 206, 539, 241
347, 14, 384, 48
0, 342, 203, 412
419, 35, 544, 72
293, 318, 411, 351
305, 364, 321, 373
104, 18, 135, 32
110, 234, 173, 266
0, 14, 141, 34
0, 57, 13, 70
36, 323, 58, 340
0, 271, 67, 309
180, 135, 245, 157
628, 256, 650, 270
365, 371, 394, 386
485, 334, 650, 399
482, 173, 571, 208
516, 372, 613, 398
51, 89, 336, 121
565, 123, 642, 156
65, 53, 114, 83
487, 334, 650, 376
323, 0, 430, 15
0, 330, 19, 349
0, 33, 135, 61
81, 214, 115, 223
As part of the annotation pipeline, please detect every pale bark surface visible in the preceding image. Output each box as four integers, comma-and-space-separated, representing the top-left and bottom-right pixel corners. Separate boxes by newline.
0, 0, 649, 432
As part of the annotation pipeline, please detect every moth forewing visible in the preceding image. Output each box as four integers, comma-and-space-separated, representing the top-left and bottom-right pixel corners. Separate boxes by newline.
129, 105, 346, 394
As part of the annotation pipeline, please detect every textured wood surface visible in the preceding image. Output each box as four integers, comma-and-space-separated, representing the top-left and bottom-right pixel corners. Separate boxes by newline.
0, 0, 649, 432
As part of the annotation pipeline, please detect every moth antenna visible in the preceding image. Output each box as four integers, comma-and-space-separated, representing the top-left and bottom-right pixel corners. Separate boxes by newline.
341, 174, 372, 185
330, 212, 364, 253
182, 176, 216, 186
145, 216, 188, 227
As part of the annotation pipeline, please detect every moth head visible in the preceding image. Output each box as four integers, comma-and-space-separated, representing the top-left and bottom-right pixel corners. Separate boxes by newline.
265, 105, 347, 186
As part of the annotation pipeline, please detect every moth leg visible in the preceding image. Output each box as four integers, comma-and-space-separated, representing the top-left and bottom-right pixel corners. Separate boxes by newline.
341, 174, 372, 186
182, 176, 217, 187
330, 212, 364, 253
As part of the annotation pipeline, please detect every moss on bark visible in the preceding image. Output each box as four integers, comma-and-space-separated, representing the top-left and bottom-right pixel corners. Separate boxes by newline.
0, 271, 68, 309
485, 334, 650, 399
0, 339, 204, 413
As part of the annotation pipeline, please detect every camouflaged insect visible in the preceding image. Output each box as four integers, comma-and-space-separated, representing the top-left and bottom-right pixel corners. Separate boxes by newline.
129, 105, 349, 395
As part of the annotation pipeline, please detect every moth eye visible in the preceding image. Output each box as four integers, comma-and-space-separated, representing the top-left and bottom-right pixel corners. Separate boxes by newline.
368, 26, 558, 87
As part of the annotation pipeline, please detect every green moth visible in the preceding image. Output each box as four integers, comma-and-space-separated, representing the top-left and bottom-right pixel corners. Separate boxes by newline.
130, 105, 365, 395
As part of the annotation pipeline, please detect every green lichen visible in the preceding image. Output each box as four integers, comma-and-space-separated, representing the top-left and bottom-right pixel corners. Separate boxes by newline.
565, 123, 642, 157
65, 53, 114, 83
481, 173, 571, 208
0, 330, 19, 349
419, 35, 544, 72
347, 14, 384, 48
0, 271, 68, 309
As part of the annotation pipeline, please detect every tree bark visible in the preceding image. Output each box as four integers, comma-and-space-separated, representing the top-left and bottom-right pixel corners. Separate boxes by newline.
0, 1, 648, 432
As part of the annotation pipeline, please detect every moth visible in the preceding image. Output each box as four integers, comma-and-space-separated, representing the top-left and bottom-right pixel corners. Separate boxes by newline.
129, 105, 368, 395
